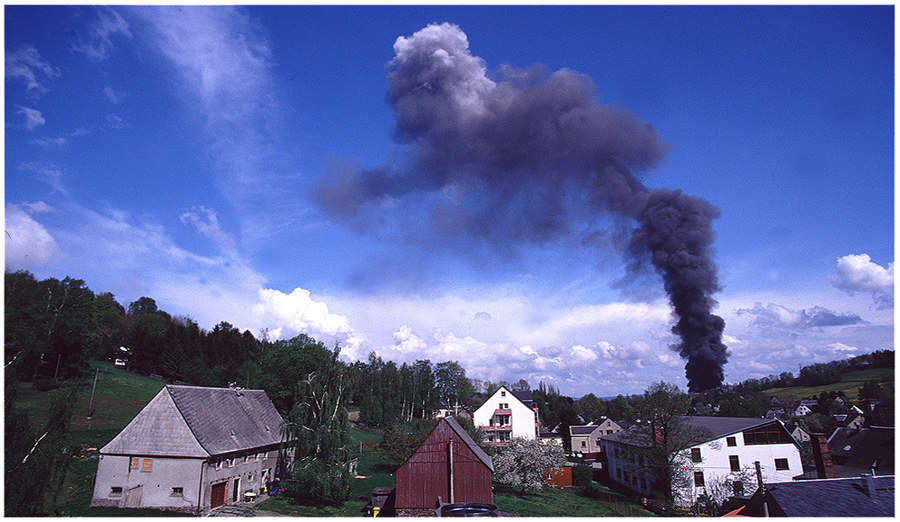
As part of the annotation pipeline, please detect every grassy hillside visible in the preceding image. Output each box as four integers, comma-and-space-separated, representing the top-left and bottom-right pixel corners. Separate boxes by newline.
762, 367, 894, 403
15, 359, 165, 434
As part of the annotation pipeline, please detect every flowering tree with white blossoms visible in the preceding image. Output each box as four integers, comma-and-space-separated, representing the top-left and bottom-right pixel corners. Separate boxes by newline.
493, 437, 567, 494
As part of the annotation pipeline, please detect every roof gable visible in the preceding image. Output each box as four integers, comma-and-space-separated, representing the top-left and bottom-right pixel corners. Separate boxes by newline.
100, 387, 208, 457
167, 385, 284, 456
398, 417, 493, 473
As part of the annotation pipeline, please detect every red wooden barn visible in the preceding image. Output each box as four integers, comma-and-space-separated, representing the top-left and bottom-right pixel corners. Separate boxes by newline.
394, 417, 494, 516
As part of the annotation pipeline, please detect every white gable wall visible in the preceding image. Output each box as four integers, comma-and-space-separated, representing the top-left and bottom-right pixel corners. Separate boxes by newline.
673, 433, 802, 505
604, 429, 802, 506
91, 455, 204, 511
473, 387, 536, 442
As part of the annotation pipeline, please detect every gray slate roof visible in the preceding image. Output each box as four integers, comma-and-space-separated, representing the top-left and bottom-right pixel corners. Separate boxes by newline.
829, 426, 895, 477
570, 425, 600, 436
603, 416, 777, 446
765, 476, 894, 517
100, 385, 284, 458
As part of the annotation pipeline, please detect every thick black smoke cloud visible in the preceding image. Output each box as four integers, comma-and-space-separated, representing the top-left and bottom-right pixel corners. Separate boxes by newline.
313, 23, 728, 391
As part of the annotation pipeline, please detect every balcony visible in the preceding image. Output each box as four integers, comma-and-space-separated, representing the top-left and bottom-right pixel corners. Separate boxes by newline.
480, 424, 512, 431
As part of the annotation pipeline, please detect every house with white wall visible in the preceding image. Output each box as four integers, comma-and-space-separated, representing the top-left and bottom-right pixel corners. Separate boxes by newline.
473, 387, 538, 446
91, 385, 287, 513
601, 416, 802, 506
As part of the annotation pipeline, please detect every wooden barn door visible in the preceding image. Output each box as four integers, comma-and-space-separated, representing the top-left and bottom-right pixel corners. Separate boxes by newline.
124, 486, 142, 508
210, 482, 227, 509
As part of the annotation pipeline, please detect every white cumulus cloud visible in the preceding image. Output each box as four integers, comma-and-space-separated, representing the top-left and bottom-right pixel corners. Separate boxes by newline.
831, 253, 893, 308
5, 204, 59, 270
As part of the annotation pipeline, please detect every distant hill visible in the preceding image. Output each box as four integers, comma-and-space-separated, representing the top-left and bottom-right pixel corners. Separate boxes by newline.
762, 367, 894, 404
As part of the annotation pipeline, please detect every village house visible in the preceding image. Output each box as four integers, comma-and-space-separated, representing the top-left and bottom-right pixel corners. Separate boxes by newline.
393, 417, 494, 516
473, 386, 538, 445
433, 398, 473, 421
570, 417, 625, 458
91, 385, 286, 513
602, 416, 802, 506
792, 399, 818, 417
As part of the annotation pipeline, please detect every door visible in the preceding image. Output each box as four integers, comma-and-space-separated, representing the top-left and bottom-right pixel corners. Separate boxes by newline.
211, 482, 227, 509
232, 477, 241, 502
125, 486, 142, 508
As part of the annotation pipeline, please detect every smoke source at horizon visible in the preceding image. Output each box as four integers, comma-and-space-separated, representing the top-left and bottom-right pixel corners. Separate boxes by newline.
313, 23, 729, 392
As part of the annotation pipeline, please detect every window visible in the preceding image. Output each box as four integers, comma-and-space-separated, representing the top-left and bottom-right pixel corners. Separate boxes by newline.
743, 423, 793, 445
215, 460, 223, 470
727, 436, 737, 447
694, 471, 705, 487
607, 430, 613, 435
501, 391, 506, 397
171, 487, 183, 497
141, 458, 153, 472
640, 478, 647, 489
243, 455, 249, 463
109, 487, 123, 497
729, 455, 740, 472
774, 458, 790, 471
691, 448, 702, 463
131, 457, 140, 470
581, 440, 586, 448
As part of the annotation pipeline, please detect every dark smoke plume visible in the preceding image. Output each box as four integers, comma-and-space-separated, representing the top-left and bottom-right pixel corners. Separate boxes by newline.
313, 23, 728, 391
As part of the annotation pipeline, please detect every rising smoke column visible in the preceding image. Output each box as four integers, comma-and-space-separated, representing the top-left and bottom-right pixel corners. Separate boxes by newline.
313, 23, 728, 392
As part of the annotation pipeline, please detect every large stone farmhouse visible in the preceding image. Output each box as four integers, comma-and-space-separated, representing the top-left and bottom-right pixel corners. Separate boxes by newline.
602, 416, 802, 506
473, 386, 538, 445
91, 385, 286, 513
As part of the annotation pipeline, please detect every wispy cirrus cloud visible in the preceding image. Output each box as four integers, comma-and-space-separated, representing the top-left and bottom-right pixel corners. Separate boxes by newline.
6, 46, 60, 94
130, 6, 294, 250
179, 205, 236, 252
17, 106, 45, 129
73, 7, 131, 62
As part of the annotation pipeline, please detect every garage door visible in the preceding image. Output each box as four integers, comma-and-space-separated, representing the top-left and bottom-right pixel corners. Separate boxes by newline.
211, 482, 227, 509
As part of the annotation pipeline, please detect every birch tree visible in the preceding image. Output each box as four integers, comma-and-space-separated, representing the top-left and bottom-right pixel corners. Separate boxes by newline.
280, 341, 351, 506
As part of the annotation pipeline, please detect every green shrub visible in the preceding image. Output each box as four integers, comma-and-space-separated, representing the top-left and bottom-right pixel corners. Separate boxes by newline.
572, 465, 593, 487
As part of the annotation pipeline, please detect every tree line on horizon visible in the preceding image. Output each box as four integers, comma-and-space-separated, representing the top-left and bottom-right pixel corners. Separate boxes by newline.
6, 270, 893, 418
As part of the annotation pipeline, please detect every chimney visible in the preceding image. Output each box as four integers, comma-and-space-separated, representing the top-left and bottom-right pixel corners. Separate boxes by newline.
863, 473, 876, 497
652, 422, 665, 446
810, 433, 835, 479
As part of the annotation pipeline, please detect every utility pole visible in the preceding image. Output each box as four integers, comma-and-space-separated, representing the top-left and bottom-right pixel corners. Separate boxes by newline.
448, 436, 455, 504
87, 368, 99, 418
755, 461, 768, 517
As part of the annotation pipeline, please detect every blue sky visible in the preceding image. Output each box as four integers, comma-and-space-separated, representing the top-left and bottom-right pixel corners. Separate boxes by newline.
5, 5, 893, 397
